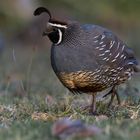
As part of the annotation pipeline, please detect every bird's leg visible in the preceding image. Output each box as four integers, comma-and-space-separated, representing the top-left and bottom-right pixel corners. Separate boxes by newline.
107, 90, 115, 108
89, 93, 97, 115
115, 90, 121, 105
108, 86, 121, 108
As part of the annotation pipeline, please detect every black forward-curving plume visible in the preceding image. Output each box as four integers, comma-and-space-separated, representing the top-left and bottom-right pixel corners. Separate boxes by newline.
34, 7, 52, 20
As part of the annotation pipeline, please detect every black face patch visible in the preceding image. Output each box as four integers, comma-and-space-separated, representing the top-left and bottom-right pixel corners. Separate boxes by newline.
47, 27, 65, 44
48, 29, 59, 44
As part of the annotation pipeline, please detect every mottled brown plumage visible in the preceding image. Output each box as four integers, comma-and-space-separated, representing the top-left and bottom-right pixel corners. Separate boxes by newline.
34, 7, 139, 114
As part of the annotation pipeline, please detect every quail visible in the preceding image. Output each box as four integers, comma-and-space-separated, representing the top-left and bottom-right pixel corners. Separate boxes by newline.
34, 7, 139, 114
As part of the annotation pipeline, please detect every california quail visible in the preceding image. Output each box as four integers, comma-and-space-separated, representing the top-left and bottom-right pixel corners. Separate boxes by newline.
34, 7, 139, 114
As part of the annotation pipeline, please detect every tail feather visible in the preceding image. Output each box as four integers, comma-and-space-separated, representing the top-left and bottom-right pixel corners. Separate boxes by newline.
133, 65, 140, 72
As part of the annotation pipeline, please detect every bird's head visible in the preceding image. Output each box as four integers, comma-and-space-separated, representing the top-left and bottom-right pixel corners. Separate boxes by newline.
34, 7, 68, 45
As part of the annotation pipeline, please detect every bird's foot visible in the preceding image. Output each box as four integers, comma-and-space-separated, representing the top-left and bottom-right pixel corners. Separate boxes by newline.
80, 105, 98, 115
89, 110, 98, 116
89, 105, 98, 116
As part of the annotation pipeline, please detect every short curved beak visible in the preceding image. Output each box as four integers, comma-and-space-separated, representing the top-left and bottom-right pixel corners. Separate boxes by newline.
42, 32, 47, 36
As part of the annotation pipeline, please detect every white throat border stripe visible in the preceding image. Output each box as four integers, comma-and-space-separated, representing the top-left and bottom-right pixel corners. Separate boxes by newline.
56, 29, 62, 45
48, 22, 67, 29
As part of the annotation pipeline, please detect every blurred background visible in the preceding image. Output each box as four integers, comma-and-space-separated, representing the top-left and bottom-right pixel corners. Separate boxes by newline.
0, 0, 140, 98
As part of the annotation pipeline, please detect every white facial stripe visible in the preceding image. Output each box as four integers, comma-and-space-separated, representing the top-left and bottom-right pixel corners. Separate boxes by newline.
56, 29, 62, 45
48, 22, 67, 29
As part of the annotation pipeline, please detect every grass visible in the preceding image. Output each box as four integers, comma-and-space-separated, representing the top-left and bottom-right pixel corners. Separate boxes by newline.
0, 45, 140, 140
1, 93, 140, 140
